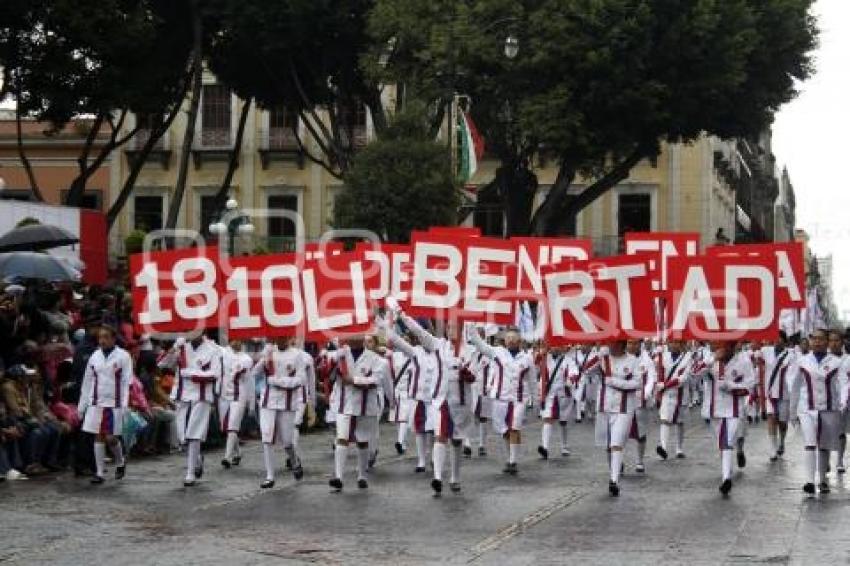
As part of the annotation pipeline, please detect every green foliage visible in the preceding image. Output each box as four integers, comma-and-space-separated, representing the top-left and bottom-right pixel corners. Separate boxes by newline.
333, 106, 459, 243
1, 0, 193, 129
124, 230, 147, 256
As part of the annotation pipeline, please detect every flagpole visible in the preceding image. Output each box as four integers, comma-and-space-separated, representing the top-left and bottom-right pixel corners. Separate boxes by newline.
450, 93, 459, 179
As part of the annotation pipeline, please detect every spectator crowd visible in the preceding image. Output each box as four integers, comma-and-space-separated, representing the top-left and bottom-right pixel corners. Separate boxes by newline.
0, 281, 235, 482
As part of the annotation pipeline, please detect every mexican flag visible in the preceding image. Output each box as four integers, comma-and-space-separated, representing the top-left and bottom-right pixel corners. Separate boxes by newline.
457, 110, 485, 182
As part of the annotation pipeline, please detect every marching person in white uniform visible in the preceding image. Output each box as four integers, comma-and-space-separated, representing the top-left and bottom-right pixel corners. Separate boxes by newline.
218, 340, 255, 469
537, 344, 578, 459
627, 339, 656, 473
383, 316, 436, 473
789, 329, 847, 496
832, 330, 850, 474
328, 336, 389, 491
255, 338, 308, 488
755, 332, 796, 462
655, 340, 695, 460
702, 341, 756, 496
570, 344, 601, 422
468, 325, 536, 475
366, 334, 394, 468
595, 341, 641, 497
77, 325, 133, 484
462, 329, 492, 456
158, 334, 221, 487
386, 345, 413, 455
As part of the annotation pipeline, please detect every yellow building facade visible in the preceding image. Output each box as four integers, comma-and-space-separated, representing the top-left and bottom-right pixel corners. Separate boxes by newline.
110, 73, 739, 258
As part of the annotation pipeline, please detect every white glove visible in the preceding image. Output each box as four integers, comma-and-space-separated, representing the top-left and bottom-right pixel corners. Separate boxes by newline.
173, 337, 186, 349
385, 296, 402, 316
374, 315, 389, 331
263, 343, 275, 357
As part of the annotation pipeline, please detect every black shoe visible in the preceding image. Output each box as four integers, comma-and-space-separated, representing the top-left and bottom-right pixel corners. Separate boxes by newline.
395, 442, 405, 455
503, 462, 518, 475
776, 446, 784, 457
463, 446, 472, 458
819, 482, 830, 494
329, 477, 343, 492
90, 475, 105, 485
803, 483, 816, 496
675, 452, 686, 459
293, 465, 304, 481
656, 446, 668, 460
221, 459, 231, 469
285, 458, 292, 470
609, 481, 620, 497
431, 478, 443, 495
368, 451, 378, 469
769, 455, 778, 463
737, 451, 746, 468
357, 478, 368, 489
449, 482, 461, 493
183, 479, 196, 487
232, 455, 241, 467
538, 446, 549, 460
415, 466, 426, 473
115, 465, 126, 480
478, 447, 487, 457
719, 479, 732, 496
261, 479, 275, 489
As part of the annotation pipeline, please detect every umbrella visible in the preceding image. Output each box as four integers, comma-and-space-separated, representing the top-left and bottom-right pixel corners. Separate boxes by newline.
0, 223, 79, 252
0, 252, 82, 282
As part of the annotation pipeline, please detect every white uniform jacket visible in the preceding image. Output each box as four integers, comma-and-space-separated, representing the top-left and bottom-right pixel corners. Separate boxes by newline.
78, 346, 133, 412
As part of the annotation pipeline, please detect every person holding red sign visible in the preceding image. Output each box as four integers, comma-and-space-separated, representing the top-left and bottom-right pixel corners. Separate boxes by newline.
158, 334, 221, 487
467, 326, 536, 476
789, 329, 846, 496
654, 340, 696, 461
754, 332, 796, 463
217, 340, 256, 470
382, 305, 474, 496
254, 338, 308, 489
327, 338, 389, 492
701, 342, 756, 496
537, 344, 579, 460
382, 317, 436, 474
77, 325, 133, 485
594, 341, 642, 497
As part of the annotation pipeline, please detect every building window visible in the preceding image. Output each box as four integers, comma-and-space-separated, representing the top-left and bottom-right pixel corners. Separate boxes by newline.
268, 106, 298, 149
200, 195, 220, 233
201, 85, 232, 147
267, 194, 298, 237
59, 190, 103, 211
134, 113, 166, 149
617, 193, 651, 236
133, 195, 163, 232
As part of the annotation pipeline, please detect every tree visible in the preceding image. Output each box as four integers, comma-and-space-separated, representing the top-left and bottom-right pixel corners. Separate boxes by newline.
333, 107, 458, 243
370, 0, 818, 235
207, 0, 387, 179
0, 0, 194, 206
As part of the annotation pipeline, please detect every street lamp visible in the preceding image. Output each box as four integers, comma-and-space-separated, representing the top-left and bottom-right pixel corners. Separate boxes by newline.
504, 35, 519, 59
208, 196, 254, 255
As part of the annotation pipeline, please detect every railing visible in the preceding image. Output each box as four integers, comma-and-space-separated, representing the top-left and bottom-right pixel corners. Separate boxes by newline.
200, 128, 232, 149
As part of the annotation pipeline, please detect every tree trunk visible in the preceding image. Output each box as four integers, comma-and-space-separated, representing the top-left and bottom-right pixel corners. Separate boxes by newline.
530, 142, 654, 236
164, 3, 203, 243
495, 160, 538, 237
64, 114, 106, 206
15, 99, 44, 202
106, 100, 185, 229
529, 163, 576, 236
210, 98, 252, 218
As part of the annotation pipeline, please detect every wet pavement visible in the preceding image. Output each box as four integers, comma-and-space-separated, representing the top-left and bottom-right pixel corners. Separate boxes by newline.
2, 409, 849, 565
